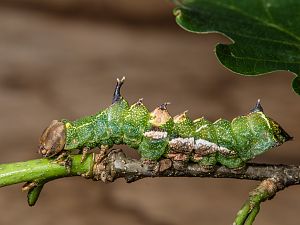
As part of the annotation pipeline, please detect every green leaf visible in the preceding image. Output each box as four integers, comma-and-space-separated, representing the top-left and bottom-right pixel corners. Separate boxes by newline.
173, 0, 300, 95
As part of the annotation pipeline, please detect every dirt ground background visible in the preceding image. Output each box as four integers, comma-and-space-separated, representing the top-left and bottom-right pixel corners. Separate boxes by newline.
0, 1, 299, 225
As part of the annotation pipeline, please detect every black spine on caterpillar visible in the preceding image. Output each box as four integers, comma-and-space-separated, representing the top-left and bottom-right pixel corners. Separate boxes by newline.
38, 78, 292, 168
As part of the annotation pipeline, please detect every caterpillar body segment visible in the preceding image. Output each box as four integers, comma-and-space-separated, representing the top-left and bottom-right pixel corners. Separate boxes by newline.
123, 99, 151, 148
38, 78, 292, 168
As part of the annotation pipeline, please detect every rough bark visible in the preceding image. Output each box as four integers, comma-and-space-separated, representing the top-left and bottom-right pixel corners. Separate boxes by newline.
92, 150, 300, 188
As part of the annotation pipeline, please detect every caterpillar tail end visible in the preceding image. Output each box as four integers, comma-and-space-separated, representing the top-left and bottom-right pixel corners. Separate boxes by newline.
271, 119, 293, 145
251, 99, 292, 145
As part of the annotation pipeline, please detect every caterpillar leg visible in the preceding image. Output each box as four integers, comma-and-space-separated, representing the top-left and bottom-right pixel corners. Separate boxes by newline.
81, 145, 110, 178
98, 145, 109, 162
53, 151, 72, 173
112, 77, 125, 103
81, 147, 90, 163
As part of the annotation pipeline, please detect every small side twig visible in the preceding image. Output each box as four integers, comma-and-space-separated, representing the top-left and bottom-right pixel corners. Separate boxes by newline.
233, 177, 284, 225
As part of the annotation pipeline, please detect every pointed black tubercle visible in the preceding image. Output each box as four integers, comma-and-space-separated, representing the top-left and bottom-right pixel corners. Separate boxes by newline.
159, 102, 171, 110
250, 99, 264, 113
112, 77, 125, 103
137, 98, 143, 105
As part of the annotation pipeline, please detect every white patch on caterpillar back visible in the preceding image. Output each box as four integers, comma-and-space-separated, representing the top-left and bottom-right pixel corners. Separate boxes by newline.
194, 139, 236, 156
143, 131, 167, 140
169, 137, 194, 153
168, 137, 236, 156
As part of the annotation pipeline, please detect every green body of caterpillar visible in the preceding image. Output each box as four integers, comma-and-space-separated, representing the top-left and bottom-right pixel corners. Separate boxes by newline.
39, 78, 292, 169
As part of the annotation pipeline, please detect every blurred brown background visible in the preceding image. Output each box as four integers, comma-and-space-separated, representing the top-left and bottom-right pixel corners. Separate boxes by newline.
0, 1, 299, 225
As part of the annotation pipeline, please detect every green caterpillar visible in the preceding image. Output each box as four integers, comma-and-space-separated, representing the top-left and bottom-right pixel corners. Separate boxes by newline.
39, 77, 292, 168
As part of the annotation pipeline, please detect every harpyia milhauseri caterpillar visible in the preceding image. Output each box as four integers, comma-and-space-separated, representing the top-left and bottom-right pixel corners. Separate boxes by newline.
39, 77, 292, 169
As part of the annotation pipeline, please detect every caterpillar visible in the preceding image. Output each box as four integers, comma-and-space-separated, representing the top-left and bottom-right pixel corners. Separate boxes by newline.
38, 77, 292, 168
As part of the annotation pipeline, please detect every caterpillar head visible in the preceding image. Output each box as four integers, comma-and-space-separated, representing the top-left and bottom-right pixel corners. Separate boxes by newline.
38, 120, 66, 157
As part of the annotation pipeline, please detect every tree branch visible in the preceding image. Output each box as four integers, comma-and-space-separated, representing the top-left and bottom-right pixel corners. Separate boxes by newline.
2, 151, 300, 187
0, 150, 299, 224
94, 150, 300, 187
